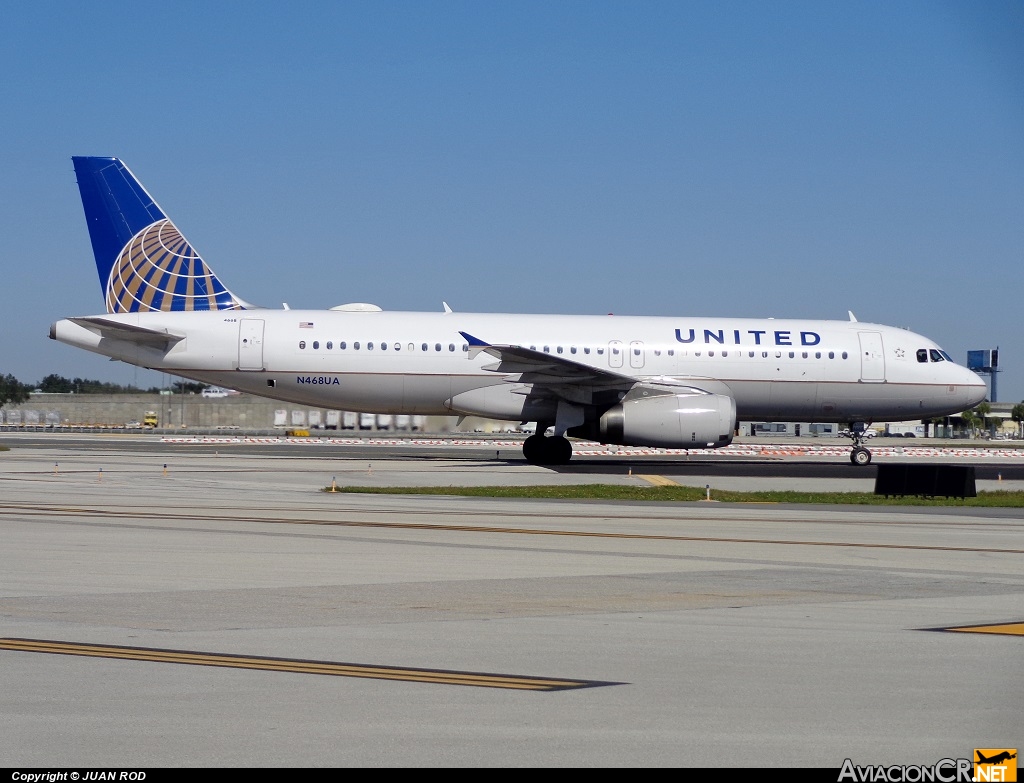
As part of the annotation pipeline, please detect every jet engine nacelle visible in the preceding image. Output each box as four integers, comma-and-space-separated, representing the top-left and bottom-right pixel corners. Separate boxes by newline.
597, 390, 736, 449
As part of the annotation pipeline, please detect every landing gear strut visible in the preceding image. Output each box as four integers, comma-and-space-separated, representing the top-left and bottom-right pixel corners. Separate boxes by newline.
846, 423, 873, 466
522, 432, 573, 465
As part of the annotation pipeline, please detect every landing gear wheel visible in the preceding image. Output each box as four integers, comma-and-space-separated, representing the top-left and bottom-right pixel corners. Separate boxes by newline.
851, 447, 872, 466
549, 435, 573, 465
523, 435, 545, 464
522, 434, 573, 465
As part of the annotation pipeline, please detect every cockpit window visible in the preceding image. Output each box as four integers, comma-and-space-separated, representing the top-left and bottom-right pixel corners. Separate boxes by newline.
916, 349, 928, 363
939, 350, 953, 362
930, 349, 944, 362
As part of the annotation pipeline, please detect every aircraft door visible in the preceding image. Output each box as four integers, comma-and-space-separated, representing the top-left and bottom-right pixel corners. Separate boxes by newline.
858, 331, 885, 382
629, 341, 645, 369
239, 318, 265, 371
608, 340, 624, 369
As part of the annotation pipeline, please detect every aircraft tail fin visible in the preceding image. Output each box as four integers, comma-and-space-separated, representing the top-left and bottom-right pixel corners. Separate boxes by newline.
72, 156, 248, 313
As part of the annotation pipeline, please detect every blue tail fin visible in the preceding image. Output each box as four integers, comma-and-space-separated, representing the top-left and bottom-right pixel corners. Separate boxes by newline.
72, 157, 247, 313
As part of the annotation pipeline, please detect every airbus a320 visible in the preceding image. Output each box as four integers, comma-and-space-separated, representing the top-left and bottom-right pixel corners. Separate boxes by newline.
51, 157, 988, 465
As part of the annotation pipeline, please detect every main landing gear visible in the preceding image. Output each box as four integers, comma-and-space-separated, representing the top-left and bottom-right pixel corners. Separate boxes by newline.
845, 423, 873, 466
522, 432, 573, 465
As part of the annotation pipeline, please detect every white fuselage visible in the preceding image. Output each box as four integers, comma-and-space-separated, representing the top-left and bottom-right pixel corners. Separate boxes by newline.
52, 309, 987, 425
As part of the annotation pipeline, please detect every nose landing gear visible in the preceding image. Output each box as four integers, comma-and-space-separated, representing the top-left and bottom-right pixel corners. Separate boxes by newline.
851, 444, 872, 466
845, 422, 873, 465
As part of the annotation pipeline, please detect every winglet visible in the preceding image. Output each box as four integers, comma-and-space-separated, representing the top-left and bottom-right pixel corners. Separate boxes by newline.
459, 331, 491, 360
848, 310, 858, 322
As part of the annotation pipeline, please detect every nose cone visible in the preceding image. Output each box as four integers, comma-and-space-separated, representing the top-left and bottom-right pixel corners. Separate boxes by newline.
962, 367, 988, 407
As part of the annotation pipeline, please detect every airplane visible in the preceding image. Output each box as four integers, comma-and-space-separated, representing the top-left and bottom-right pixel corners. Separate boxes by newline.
976, 752, 1016, 765
50, 156, 988, 466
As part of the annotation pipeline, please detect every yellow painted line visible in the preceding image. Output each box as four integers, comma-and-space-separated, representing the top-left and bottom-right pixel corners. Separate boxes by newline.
636, 474, 681, 487
0, 638, 616, 691
944, 623, 1024, 637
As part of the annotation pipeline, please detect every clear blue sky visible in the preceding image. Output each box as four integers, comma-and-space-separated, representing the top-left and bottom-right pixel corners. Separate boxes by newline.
2, 1, 1021, 401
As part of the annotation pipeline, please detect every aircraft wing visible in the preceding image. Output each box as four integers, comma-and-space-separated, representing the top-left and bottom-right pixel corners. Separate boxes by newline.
68, 316, 185, 349
459, 331, 735, 408
460, 331, 632, 387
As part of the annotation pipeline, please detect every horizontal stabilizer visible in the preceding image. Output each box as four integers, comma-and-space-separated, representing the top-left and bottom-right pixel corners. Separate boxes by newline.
68, 316, 185, 349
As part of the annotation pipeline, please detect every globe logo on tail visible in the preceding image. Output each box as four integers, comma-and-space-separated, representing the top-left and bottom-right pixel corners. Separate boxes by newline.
106, 219, 243, 313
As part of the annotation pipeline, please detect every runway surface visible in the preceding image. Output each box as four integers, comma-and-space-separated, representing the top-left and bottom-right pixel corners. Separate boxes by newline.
1, 434, 1022, 767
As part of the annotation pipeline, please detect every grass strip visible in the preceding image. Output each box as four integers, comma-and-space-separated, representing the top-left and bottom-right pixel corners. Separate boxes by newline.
321, 485, 1024, 507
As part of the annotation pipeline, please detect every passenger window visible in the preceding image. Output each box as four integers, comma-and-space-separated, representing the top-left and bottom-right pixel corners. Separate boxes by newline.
462, 343, 468, 352
788, 351, 794, 358
801, 352, 807, 359
380, 342, 387, 350
584, 347, 591, 354
435, 343, 441, 351
667, 349, 674, 356
828, 351, 834, 359
571, 347, 577, 354
449, 343, 455, 352
597, 348, 604, 355
748, 351, 754, 358
340, 341, 347, 350
762, 351, 768, 358
313, 341, 319, 349
299, 341, 306, 349
354, 342, 360, 350
395, 343, 402, 351
842, 352, 848, 359
815, 352, 821, 359
557, 346, 563, 354
722, 351, 728, 358
326, 341, 333, 350
654, 349, 661, 356
367, 342, 374, 350
917, 349, 928, 363
543, 346, 550, 353
708, 351, 714, 357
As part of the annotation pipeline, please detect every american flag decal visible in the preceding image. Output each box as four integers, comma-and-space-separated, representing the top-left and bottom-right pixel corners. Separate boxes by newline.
299, 322, 314, 329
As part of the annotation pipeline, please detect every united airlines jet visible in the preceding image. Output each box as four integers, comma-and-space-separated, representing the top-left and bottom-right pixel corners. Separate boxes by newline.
51, 157, 987, 465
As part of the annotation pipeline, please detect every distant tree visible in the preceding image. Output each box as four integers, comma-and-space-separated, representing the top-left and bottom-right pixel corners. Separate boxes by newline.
66, 377, 141, 394
37, 374, 74, 393
0, 374, 31, 408
960, 408, 980, 438
975, 401, 993, 436
172, 381, 208, 394
1011, 402, 1024, 439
